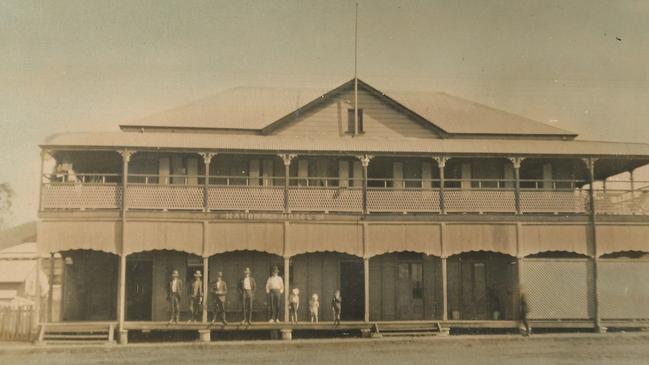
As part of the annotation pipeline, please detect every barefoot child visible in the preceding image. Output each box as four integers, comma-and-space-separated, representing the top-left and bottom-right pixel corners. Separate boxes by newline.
331, 289, 341, 325
289, 288, 300, 324
309, 294, 320, 323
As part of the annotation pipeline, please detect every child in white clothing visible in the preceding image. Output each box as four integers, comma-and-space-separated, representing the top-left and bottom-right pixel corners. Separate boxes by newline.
309, 293, 320, 323
289, 288, 300, 324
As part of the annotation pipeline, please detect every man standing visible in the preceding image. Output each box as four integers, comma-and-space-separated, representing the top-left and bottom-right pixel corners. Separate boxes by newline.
238, 267, 256, 324
167, 269, 182, 323
211, 271, 228, 325
265, 266, 284, 323
189, 270, 203, 323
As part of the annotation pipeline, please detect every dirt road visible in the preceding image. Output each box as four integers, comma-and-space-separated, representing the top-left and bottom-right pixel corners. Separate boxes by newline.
1, 333, 648, 365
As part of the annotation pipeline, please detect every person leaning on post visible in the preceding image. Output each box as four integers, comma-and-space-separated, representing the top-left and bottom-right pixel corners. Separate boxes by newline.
265, 265, 284, 323
238, 267, 256, 324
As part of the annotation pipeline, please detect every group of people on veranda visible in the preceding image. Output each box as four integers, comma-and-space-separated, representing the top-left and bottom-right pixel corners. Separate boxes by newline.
167, 266, 342, 325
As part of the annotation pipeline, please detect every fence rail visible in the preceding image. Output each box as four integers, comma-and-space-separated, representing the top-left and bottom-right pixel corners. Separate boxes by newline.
0, 306, 36, 342
39, 174, 649, 215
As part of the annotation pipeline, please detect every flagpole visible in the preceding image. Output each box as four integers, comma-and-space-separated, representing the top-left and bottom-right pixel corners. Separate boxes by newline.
354, 2, 359, 135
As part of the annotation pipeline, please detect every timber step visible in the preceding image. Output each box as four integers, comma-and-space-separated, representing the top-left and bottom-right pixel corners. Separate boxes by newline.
38, 323, 115, 344
373, 322, 449, 337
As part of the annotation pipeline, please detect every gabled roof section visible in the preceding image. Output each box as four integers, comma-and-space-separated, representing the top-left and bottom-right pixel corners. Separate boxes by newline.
386, 89, 576, 137
122, 78, 577, 138
122, 86, 330, 131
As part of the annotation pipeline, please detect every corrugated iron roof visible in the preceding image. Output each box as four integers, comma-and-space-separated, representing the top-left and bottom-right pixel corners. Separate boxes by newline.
42, 131, 649, 157
0, 222, 37, 252
124, 86, 329, 130
122, 79, 575, 136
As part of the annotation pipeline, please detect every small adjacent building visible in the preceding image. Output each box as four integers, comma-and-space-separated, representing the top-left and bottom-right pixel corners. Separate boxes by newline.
37, 79, 649, 341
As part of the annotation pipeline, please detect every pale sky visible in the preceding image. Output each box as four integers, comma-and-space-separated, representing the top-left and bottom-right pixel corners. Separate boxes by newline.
1, 0, 649, 226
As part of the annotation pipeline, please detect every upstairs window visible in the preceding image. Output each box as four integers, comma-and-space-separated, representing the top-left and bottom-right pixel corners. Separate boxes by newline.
347, 108, 364, 134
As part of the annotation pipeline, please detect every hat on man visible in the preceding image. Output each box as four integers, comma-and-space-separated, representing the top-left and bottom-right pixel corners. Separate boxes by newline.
272, 266, 279, 274
194, 270, 202, 278
244, 267, 252, 275
171, 270, 180, 277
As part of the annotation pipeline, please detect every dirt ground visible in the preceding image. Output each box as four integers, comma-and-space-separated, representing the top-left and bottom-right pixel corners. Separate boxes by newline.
1, 333, 648, 365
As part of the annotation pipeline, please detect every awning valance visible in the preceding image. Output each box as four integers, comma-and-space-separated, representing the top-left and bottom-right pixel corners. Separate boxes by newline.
206, 222, 284, 256
367, 223, 441, 257
596, 225, 649, 256
444, 224, 517, 257
286, 222, 363, 257
38, 220, 120, 255
520, 224, 592, 257
125, 221, 203, 256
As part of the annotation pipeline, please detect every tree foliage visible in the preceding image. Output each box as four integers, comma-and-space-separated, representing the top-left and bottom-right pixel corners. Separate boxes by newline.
0, 183, 13, 228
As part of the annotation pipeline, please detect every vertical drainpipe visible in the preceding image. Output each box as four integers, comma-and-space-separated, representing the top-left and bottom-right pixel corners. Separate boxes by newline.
585, 157, 604, 332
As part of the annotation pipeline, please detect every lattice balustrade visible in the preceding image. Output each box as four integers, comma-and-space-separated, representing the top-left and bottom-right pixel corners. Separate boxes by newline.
520, 259, 594, 319
127, 184, 204, 210
595, 190, 649, 215
367, 188, 441, 213
288, 187, 363, 212
208, 186, 284, 211
42, 183, 122, 210
520, 190, 589, 213
598, 260, 649, 319
444, 189, 516, 213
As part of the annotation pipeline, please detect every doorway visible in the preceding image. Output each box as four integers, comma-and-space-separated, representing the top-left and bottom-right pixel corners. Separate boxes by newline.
397, 262, 424, 320
126, 260, 153, 321
339, 261, 364, 321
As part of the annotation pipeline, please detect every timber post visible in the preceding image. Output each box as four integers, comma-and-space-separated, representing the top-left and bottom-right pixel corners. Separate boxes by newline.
280, 154, 296, 213
508, 157, 524, 214
363, 257, 370, 323
200, 153, 215, 212
283, 257, 290, 323
434, 157, 448, 214
34, 255, 42, 328
202, 256, 209, 324
47, 252, 54, 322
441, 256, 448, 321
117, 148, 133, 344
357, 155, 373, 215
584, 157, 604, 332
38, 149, 50, 213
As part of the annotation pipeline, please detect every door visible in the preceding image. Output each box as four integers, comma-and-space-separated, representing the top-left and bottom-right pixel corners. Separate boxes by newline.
339, 261, 364, 321
472, 262, 488, 319
460, 260, 488, 319
397, 263, 424, 320
126, 260, 153, 321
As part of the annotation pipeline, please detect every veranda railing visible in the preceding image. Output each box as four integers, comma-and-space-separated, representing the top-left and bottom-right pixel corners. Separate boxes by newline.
40, 173, 649, 215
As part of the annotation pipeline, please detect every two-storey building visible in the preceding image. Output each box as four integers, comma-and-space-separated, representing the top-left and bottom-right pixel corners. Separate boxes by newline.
37, 79, 649, 342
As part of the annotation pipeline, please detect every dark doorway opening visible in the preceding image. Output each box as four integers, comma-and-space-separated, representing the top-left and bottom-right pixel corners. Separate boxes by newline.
339, 261, 364, 321
126, 260, 153, 321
